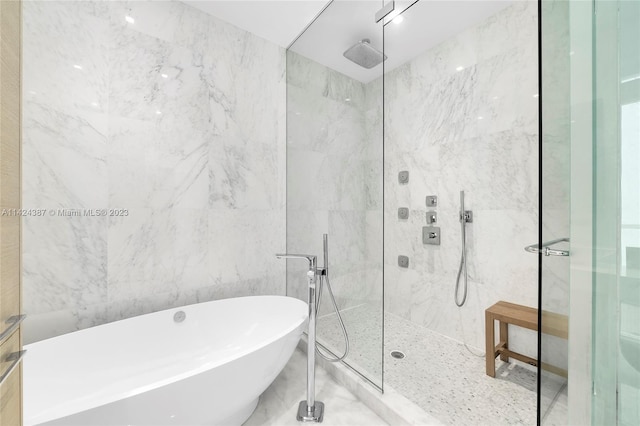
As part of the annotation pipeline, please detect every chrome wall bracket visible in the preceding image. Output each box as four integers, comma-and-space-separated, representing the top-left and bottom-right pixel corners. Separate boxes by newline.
375, 0, 395, 23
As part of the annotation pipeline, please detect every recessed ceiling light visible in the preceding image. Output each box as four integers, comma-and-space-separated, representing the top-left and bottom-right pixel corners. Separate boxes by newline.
161, 73, 168, 79
125, 15, 135, 24
533, 94, 539, 98
91, 102, 98, 107
156, 111, 162, 115
456, 66, 464, 71
345, 98, 351, 102
73, 64, 83, 70
477, 116, 484, 120
392, 15, 404, 25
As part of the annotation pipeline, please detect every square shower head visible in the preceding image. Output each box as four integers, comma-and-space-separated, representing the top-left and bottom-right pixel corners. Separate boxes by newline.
343, 39, 387, 69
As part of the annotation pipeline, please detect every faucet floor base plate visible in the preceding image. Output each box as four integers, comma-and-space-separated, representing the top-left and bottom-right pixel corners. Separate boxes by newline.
296, 401, 324, 422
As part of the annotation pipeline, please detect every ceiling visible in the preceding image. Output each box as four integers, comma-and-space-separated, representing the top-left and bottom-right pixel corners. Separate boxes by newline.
184, 0, 513, 83
183, 0, 330, 48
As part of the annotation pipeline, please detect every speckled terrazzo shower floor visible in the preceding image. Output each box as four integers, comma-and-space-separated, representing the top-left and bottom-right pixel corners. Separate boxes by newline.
316, 304, 567, 426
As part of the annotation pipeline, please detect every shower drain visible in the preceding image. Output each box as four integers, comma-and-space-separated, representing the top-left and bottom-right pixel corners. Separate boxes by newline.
390, 350, 405, 359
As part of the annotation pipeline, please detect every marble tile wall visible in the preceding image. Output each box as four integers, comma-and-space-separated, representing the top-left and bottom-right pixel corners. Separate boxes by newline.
22, 0, 286, 343
286, 52, 382, 306
382, 0, 544, 361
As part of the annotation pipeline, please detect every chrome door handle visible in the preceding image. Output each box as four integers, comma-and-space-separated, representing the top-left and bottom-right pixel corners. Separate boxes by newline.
0, 350, 26, 387
524, 238, 570, 256
0, 315, 25, 345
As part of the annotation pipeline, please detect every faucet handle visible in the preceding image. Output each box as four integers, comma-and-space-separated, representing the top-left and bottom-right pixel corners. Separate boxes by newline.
275, 253, 317, 261
275, 253, 317, 271
426, 210, 437, 224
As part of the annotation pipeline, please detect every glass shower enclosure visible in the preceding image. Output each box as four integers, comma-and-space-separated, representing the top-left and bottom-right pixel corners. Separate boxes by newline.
285, 0, 384, 389
286, 0, 639, 424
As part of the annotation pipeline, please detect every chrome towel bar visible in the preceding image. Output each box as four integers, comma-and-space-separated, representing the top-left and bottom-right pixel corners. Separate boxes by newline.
0, 350, 26, 386
525, 238, 570, 257
0, 314, 25, 345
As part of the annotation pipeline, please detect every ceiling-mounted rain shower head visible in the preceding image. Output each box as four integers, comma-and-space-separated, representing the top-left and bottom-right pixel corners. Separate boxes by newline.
343, 39, 387, 69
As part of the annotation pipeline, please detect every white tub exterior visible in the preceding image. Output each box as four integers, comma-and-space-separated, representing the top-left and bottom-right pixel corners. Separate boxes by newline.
24, 296, 308, 425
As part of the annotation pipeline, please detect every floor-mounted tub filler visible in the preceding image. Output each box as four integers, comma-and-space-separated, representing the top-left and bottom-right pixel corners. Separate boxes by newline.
23, 296, 308, 426
276, 234, 349, 423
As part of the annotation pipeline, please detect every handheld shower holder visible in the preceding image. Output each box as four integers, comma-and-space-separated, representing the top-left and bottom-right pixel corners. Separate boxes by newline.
456, 190, 472, 307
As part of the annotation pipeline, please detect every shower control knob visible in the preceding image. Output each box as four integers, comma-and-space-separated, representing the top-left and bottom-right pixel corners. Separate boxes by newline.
426, 211, 437, 224
423, 226, 441, 245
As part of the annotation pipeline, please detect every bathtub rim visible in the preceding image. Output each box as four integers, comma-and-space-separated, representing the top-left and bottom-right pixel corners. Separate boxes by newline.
24, 295, 307, 425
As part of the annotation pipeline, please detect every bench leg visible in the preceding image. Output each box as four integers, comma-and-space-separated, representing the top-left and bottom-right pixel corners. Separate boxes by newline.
499, 321, 509, 362
485, 311, 495, 377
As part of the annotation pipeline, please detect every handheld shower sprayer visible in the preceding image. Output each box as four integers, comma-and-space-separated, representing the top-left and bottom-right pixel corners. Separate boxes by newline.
455, 191, 472, 307
454, 192, 484, 357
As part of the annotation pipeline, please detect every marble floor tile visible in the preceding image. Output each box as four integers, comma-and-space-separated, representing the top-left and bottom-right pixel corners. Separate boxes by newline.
317, 305, 567, 426
244, 349, 388, 426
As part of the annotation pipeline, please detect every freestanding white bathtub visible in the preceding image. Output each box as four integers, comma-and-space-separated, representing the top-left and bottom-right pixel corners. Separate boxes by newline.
24, 295, 308, 425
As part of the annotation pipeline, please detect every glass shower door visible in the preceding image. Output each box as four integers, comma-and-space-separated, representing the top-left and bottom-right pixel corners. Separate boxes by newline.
539, 0, 571, 423
540, 0, 640, 424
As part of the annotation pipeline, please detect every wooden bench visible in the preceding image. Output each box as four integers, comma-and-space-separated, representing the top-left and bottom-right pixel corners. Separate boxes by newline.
485, 301, 568, 378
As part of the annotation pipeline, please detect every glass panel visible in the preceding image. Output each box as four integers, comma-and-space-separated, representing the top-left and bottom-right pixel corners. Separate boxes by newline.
592, 0, 640, 424
540, 0, 571, 423
285, 0, 384, 388
383, 1, 539, 423
618, 3, 640, 425
590, 0, 619, 420
543, 0, 640, 423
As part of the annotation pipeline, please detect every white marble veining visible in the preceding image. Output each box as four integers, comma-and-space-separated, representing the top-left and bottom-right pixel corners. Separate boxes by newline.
382, 0, 543, 366
22, 0, 286, 343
